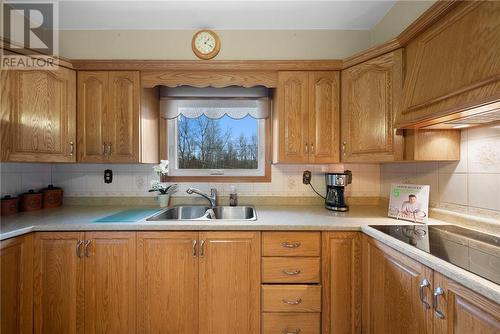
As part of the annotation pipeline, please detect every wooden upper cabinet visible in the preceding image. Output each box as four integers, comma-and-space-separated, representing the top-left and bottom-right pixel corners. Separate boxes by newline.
322, 232, 361, 334
433, 272, 500, 334
2, 68, 76, 162
137, 232, 199, 334
1, 234, 33, 334
398, 1, 500, 127
309, 72, 340, 163
341, 50, 403, 162
77, 71, 140, 163
362, 235, 434, 334
34, 232, 85, 334
274, 71, 340, 164
84, 232, 136, 334
199, 232, 261, 334
77, 72, 108, 162
275, 71, 310, 163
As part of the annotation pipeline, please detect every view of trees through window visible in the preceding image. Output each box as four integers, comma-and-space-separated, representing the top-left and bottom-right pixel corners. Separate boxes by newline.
177, 114, 259, 169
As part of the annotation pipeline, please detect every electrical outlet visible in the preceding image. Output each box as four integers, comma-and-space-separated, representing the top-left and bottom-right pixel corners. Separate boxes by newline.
302, 170, 311, 185
104, 169, 113, 184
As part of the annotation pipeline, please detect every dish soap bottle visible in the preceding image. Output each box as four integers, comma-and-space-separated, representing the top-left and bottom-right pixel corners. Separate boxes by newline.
229, 186, 238, 206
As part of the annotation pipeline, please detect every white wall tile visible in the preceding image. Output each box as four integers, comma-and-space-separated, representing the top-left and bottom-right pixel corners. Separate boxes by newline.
438, 173, 468, 206
468, 174, 500, 211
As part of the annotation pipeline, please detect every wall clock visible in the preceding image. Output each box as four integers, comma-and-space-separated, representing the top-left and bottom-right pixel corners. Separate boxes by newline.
192, 29, 221, 60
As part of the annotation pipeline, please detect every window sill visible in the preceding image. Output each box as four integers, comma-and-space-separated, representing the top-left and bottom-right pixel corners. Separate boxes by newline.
163, 174, 271, 183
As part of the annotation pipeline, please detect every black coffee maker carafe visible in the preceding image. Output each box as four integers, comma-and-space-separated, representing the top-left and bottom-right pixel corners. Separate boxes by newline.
325, 170, 352, 211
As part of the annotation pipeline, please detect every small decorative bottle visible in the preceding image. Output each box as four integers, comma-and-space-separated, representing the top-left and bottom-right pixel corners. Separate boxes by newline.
229, 186, 238, 206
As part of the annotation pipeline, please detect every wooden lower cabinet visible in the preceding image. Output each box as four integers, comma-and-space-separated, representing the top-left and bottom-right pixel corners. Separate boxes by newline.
433, 272, 500, 334
322, 232, 362, 334
136, 232, 199, 334
199, 231, 261, 334
263, 313, 321, 334
1, 234, 33, 334
362, 235, 434, 334
34, 232, 136, 334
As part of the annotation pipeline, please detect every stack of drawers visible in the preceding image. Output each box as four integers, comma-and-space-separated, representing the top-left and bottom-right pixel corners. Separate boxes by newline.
262, 232, 321, 334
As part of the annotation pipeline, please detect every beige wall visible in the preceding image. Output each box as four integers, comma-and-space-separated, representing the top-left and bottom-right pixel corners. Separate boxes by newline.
59, 29, 371, 60
370, 0, 436, 46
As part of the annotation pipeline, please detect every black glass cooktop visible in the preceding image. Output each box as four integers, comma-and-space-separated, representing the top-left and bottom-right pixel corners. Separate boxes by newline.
370, 225, 500, 285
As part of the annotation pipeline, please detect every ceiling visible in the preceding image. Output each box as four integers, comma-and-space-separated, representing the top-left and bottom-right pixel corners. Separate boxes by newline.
58, 1, 396, 30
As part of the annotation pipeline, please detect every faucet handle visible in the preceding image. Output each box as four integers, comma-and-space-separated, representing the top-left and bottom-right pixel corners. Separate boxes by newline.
210, 188, 217, 196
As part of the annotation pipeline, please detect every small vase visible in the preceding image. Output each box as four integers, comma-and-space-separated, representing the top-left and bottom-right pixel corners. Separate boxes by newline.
157, 194, 170, 208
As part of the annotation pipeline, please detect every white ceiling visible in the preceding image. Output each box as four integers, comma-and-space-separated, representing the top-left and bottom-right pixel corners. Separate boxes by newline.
58, 1, 396, 30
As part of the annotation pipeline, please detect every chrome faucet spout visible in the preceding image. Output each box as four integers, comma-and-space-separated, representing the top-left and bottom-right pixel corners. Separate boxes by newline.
186, 187, 217, 208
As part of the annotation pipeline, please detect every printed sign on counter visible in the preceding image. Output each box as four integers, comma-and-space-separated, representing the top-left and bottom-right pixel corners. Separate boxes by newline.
388, 184, 430, 223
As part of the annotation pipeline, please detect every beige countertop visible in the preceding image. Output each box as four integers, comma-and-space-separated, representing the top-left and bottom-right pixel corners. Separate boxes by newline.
1, 204, 499, 304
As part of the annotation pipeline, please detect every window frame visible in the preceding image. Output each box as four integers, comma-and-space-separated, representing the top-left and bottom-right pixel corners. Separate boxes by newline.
162, 117, 272, 183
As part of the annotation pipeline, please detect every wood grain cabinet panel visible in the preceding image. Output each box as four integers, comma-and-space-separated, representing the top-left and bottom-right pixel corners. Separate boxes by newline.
77, 71, 140, 163
362, 235, 434, 334
1, 234, 33, 334
433, 272, 500, 334
262, 257, 320, 283
274, 71, 340, 164
262, 232, 321, 257
263, 312, 320, 334
262, 285, 321, 313
341, 50, 403, 162
2, 68, 76, 162
34, 232, 85, 334
84, 232, 136, 334
137, 232, 199, 334
398, 1, 500, 127
322, 232, 361, 334
199, 231, 260, 334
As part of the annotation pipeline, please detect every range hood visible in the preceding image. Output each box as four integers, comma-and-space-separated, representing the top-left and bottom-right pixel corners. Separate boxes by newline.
400, 100, 500, 130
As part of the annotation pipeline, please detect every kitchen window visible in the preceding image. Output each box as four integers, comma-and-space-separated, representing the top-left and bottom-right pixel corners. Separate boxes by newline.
161, 86, 271, 181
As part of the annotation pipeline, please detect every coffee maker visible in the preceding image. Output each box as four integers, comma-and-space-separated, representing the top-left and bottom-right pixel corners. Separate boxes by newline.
325, 171, 352, 211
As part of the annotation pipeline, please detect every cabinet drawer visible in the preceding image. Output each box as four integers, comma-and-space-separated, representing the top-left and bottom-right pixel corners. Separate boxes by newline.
262, 257, 320, 283
262, 232, 320, 256
263, 313, 320, 334
262, 285, 321, 312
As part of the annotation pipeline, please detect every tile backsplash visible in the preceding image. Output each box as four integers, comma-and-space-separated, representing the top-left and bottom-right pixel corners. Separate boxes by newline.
380, 124, 500, 220
0, 162, 380, 199
1, 124, 498, 221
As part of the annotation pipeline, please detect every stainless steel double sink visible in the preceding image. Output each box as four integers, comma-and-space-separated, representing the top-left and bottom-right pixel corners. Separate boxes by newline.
147, 205, 257, 221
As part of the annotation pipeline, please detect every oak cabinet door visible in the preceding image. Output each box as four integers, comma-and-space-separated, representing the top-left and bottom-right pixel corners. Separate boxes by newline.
77, 71, 109, 162
432, 272, 500, 334
1, 234, 33, 334
8, 68, 76, 162
199, 232, 261, 334
34, 232, 85, 334
108, 71, 140, 163
341, 50, 403, 162
362, 235, 433, 334
137, 232, 199, 334
322, 232, 361, 334
84, 232, 136, 334
309, 71, 340, 163
276, 72, 310, 163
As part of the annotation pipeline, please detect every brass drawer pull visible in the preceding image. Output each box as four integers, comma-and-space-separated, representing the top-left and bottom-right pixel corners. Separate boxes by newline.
281, 241, 301, 248
76, 240, 84, 258
283, 329, 301, 334
282, 298, 302, 305
433, 287, 445, 319
282, 269, 301, 276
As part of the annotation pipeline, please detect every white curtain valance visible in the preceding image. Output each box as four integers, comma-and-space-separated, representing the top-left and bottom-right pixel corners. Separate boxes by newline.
160, 98, 270, 120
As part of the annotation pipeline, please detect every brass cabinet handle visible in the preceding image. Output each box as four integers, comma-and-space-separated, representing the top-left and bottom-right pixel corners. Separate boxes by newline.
305, 143, 308, 154
102, 142, 107, 155
342, 141, 346, 156
76, 240, 84, 258
311, 143, 314, 153
419, 278, 431, 309
200, 239, 205, 257
193, 240, 197, 257
282, 269, 301, 276
108, 143, 112, 156
281, 241, 301, 248
84, 240, 91, 257
283, 329, 301, 334
433, 287, 445, 319
69, 141, 74, 156
282, 298, 302, 305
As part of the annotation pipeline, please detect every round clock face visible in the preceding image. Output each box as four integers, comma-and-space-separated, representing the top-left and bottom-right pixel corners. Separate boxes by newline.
192, 30, 220, 59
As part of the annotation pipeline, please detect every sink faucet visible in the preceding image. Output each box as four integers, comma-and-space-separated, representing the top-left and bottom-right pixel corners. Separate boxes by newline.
186, 187, 217, 208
